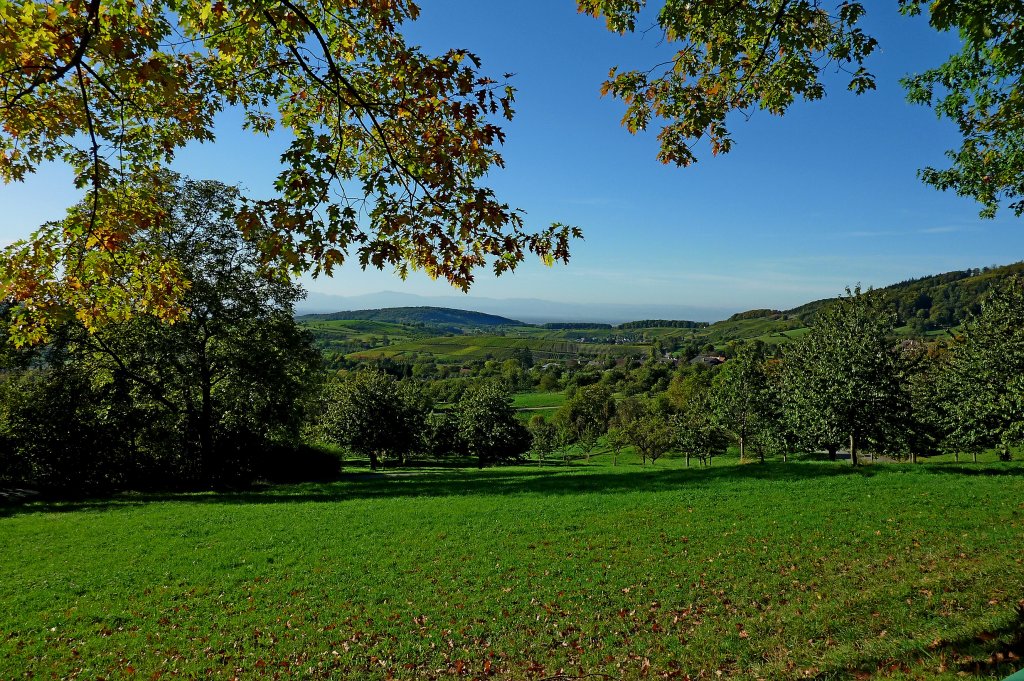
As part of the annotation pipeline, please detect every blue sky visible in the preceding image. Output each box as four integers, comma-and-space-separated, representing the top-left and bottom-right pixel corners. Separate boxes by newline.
3, 0, 1023, 318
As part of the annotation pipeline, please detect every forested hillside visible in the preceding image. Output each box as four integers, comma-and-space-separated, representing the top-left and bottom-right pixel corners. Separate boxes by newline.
786, 262, 1024, 330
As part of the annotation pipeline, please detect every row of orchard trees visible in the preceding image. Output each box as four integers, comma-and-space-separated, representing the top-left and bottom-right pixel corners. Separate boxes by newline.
770, 282, 1022, 464
312, 372, 531, 470
538, 283, 1024, 465
530, 379, 732, 467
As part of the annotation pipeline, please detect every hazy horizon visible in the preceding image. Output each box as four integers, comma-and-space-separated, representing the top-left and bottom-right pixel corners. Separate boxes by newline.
296, 256, 1019, 324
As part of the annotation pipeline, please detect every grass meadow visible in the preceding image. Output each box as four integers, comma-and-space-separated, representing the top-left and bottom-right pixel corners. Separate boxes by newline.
512, 392, 566, 422
2, 456, 1023, 680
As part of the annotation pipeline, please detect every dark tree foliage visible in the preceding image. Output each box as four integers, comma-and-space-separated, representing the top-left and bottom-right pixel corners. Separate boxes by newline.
554, 383, 616, 459
669, 368, 729, 466
727, 310, 783, 322
616, 398, 676, 465
528, 414, 559, 463
1, 176, 323, 491
940, 278, 1024, 459
783, 288, 910, 465
712, 341, 783, 463
457, 381, 531, 467
76, 177, 322, 483
424, 411, 468, 461
0, 362, 133, 493
618, 320, 708, 330
541, 323, 613, 330
899, 341, 950, 462
323, 369, 430, 470
786, 263, 1024, 330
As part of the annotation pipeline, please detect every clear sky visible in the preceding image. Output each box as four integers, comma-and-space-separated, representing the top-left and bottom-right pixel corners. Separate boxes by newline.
3, 0, 1023, 317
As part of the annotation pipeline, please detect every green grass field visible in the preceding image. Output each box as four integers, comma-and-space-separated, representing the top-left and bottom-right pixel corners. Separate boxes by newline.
512, 391, 567, 410
511, 392, 566, 422
2, 458, 1023, 680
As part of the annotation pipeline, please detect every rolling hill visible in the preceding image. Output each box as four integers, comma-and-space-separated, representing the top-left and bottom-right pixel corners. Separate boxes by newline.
297, 306, 523, 329
302, 261, 1024, 363
785, 261, 1024, 328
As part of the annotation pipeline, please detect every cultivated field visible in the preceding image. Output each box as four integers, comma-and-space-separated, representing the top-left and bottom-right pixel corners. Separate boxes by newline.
301, 319, 432, 354
347, 336, 647, 363
2, 457, 1022, 679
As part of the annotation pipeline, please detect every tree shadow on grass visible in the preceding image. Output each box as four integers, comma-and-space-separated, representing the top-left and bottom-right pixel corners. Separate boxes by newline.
0, 461, 872, 517
922, 463, 1024, 478
840, 603, 1024, 679
3, 460, 1022, 519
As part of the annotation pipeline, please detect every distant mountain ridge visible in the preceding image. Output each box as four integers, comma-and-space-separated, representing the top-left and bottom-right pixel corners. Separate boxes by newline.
297, 306, 523, 328
295, 290, 737, 324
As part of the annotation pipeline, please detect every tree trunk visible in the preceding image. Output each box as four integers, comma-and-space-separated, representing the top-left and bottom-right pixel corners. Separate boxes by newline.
198, 370, 215, 481
783, 451, 788, 463
739, 435, 744, 463
954, 451, 959, 463
708, 452, 713, 467
195, 329, 220, 484
911, 450, 917, 464
685, 452, 690, 467
826, 445, 837, 461
972, 450, 978, 463
369, 451, 379, 471
850, 434, 858, 467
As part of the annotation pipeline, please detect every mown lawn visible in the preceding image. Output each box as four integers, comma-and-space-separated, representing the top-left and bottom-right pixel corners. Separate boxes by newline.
2, 459, 1023, 680
512, 391, 567, 410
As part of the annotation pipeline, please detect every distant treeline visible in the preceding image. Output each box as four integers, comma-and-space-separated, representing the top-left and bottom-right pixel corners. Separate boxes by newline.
542, 323, 613, 330
727, 309, 783, 322
618, 320, 709, 329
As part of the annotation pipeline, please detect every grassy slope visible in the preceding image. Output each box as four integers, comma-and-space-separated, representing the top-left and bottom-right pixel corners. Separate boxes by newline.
512, 391, 566, 421
301, 317, 425, 339
303, 319, 422, 336
512, 391, 567, 410
2, 459, 1023, 680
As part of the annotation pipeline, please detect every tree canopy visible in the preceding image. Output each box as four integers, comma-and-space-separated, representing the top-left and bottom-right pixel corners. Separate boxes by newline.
322, 369, 428, 470
940, 278, 1024, 456
783, 287, 909, 464
0, 0, 580, 344
457, 380, 531, 467
3, 0, 1023, 345
580, 0, 1024, 217
0, 174, 323, 489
